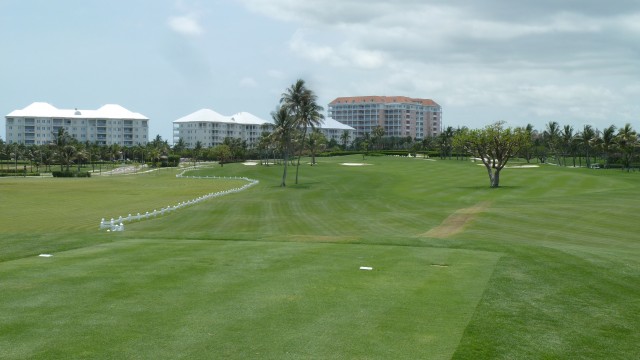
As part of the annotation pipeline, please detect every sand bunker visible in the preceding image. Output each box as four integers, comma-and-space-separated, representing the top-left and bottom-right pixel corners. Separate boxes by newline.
423, 201, 491, 238
242, 161, 258, 166
341, 163, 371, 166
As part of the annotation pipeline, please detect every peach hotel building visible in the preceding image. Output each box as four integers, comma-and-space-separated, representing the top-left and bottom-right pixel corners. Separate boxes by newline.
328, 96, 442, 139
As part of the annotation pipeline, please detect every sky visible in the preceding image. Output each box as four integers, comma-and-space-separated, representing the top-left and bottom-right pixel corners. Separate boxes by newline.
1, 0, 639, 143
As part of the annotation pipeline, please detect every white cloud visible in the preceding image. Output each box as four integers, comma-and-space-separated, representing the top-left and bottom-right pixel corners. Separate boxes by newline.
288, 30, 386, 69
240, 0, 640, 129
239, 77, 258, 88
167, 15, 203, 36
267, 69, 284, 79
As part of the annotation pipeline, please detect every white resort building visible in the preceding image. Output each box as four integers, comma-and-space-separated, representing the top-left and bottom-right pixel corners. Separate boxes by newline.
173, 109, 355, 149
5, 102, 149, 146
173, 109, 271, 149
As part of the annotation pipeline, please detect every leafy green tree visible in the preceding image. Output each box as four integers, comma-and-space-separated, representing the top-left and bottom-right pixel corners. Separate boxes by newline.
519, 124, 536, 163
211, 144, 232, 167
453, 121, 527, 188
222, 137, 247, 162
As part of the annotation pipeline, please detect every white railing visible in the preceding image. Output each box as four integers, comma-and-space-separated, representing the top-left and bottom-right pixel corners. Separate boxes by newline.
99, 168, 258, 231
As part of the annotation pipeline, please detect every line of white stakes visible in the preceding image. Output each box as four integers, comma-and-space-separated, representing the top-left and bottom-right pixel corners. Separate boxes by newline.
99, 170, 259, 232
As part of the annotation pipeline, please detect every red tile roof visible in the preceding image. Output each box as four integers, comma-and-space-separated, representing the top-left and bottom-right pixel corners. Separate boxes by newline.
329, 96, 439, 107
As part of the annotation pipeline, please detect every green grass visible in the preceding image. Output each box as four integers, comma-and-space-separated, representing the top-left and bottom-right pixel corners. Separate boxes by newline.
1, 156, 639, 359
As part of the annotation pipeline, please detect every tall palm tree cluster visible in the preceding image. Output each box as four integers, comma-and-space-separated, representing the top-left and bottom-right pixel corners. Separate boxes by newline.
535, 121, 638, 169
269, 79, 325, 187
435, 122, 640, 170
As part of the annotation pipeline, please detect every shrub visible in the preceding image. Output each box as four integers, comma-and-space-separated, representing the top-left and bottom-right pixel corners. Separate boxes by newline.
52, 171, 91, 178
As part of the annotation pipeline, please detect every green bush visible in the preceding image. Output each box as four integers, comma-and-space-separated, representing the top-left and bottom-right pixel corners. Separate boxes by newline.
52, 171, 91, 178
317, 151, 359, 157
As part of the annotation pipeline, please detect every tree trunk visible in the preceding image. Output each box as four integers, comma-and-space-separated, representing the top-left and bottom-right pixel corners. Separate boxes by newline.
295, 128, 308, 184
281, 150, 289, 187
490, 169, 500, 188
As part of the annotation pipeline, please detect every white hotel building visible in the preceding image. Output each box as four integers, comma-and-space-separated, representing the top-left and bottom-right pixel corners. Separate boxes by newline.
5, 102, 149, 146
173, 108, 355, 149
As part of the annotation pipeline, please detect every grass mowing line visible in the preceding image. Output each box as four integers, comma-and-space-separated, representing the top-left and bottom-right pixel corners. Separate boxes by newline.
0, 238, 502, 359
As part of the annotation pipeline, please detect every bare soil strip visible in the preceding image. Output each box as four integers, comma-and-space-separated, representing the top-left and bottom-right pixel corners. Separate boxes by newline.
423, 201, 491, 238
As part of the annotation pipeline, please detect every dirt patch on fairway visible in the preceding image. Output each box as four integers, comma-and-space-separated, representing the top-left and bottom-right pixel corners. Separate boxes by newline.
423, 201, 491, 238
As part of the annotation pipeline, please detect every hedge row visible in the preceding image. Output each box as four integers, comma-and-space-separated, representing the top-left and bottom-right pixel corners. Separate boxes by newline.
51, 171, 91, 178
0, 172, 41, 177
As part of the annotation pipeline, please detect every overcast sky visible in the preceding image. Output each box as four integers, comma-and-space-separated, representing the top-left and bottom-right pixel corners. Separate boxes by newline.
1, 0, 639, 142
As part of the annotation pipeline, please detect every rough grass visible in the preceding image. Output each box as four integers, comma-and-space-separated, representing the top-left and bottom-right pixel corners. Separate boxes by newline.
1, 156, 639, 359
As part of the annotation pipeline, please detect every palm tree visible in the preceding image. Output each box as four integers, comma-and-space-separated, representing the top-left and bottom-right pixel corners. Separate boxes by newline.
617, 123, 637, 171
544, 121, 561, 164
193, 141, 203, 166
308, 128, 327, 165
75, 146, 89, 172
439, 126, 455, 159
340, 130, 351, 150
372, 125, 385, 150
560, 125, 574, 166
257, 130, 272, 166
0, 139, 5, 171
280, 79, 324, 184
270, 106, 295, 187
600, 125, 617, 168
58, 144, 77, 171
173, 138, 187, 155
578, 125, 596, 168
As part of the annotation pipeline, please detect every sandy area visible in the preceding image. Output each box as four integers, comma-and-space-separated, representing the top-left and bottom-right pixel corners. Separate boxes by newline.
423, 201, 491, 238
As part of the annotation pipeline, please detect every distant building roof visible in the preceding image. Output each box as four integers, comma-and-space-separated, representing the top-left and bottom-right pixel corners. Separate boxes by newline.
173, 109, 270, 125
174, 108, 354, 131
6, 102, 148, 119
329, 96, 440, 107
321, 118, 355, 130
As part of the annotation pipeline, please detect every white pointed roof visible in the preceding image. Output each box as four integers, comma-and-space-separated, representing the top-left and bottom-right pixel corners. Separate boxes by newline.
6, 102, 148, 120
173, 109, 228, 123
172, 108, 353, 131
173, 109, 270, 125
229, 111, 271, 125
321, 117, 355, 130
